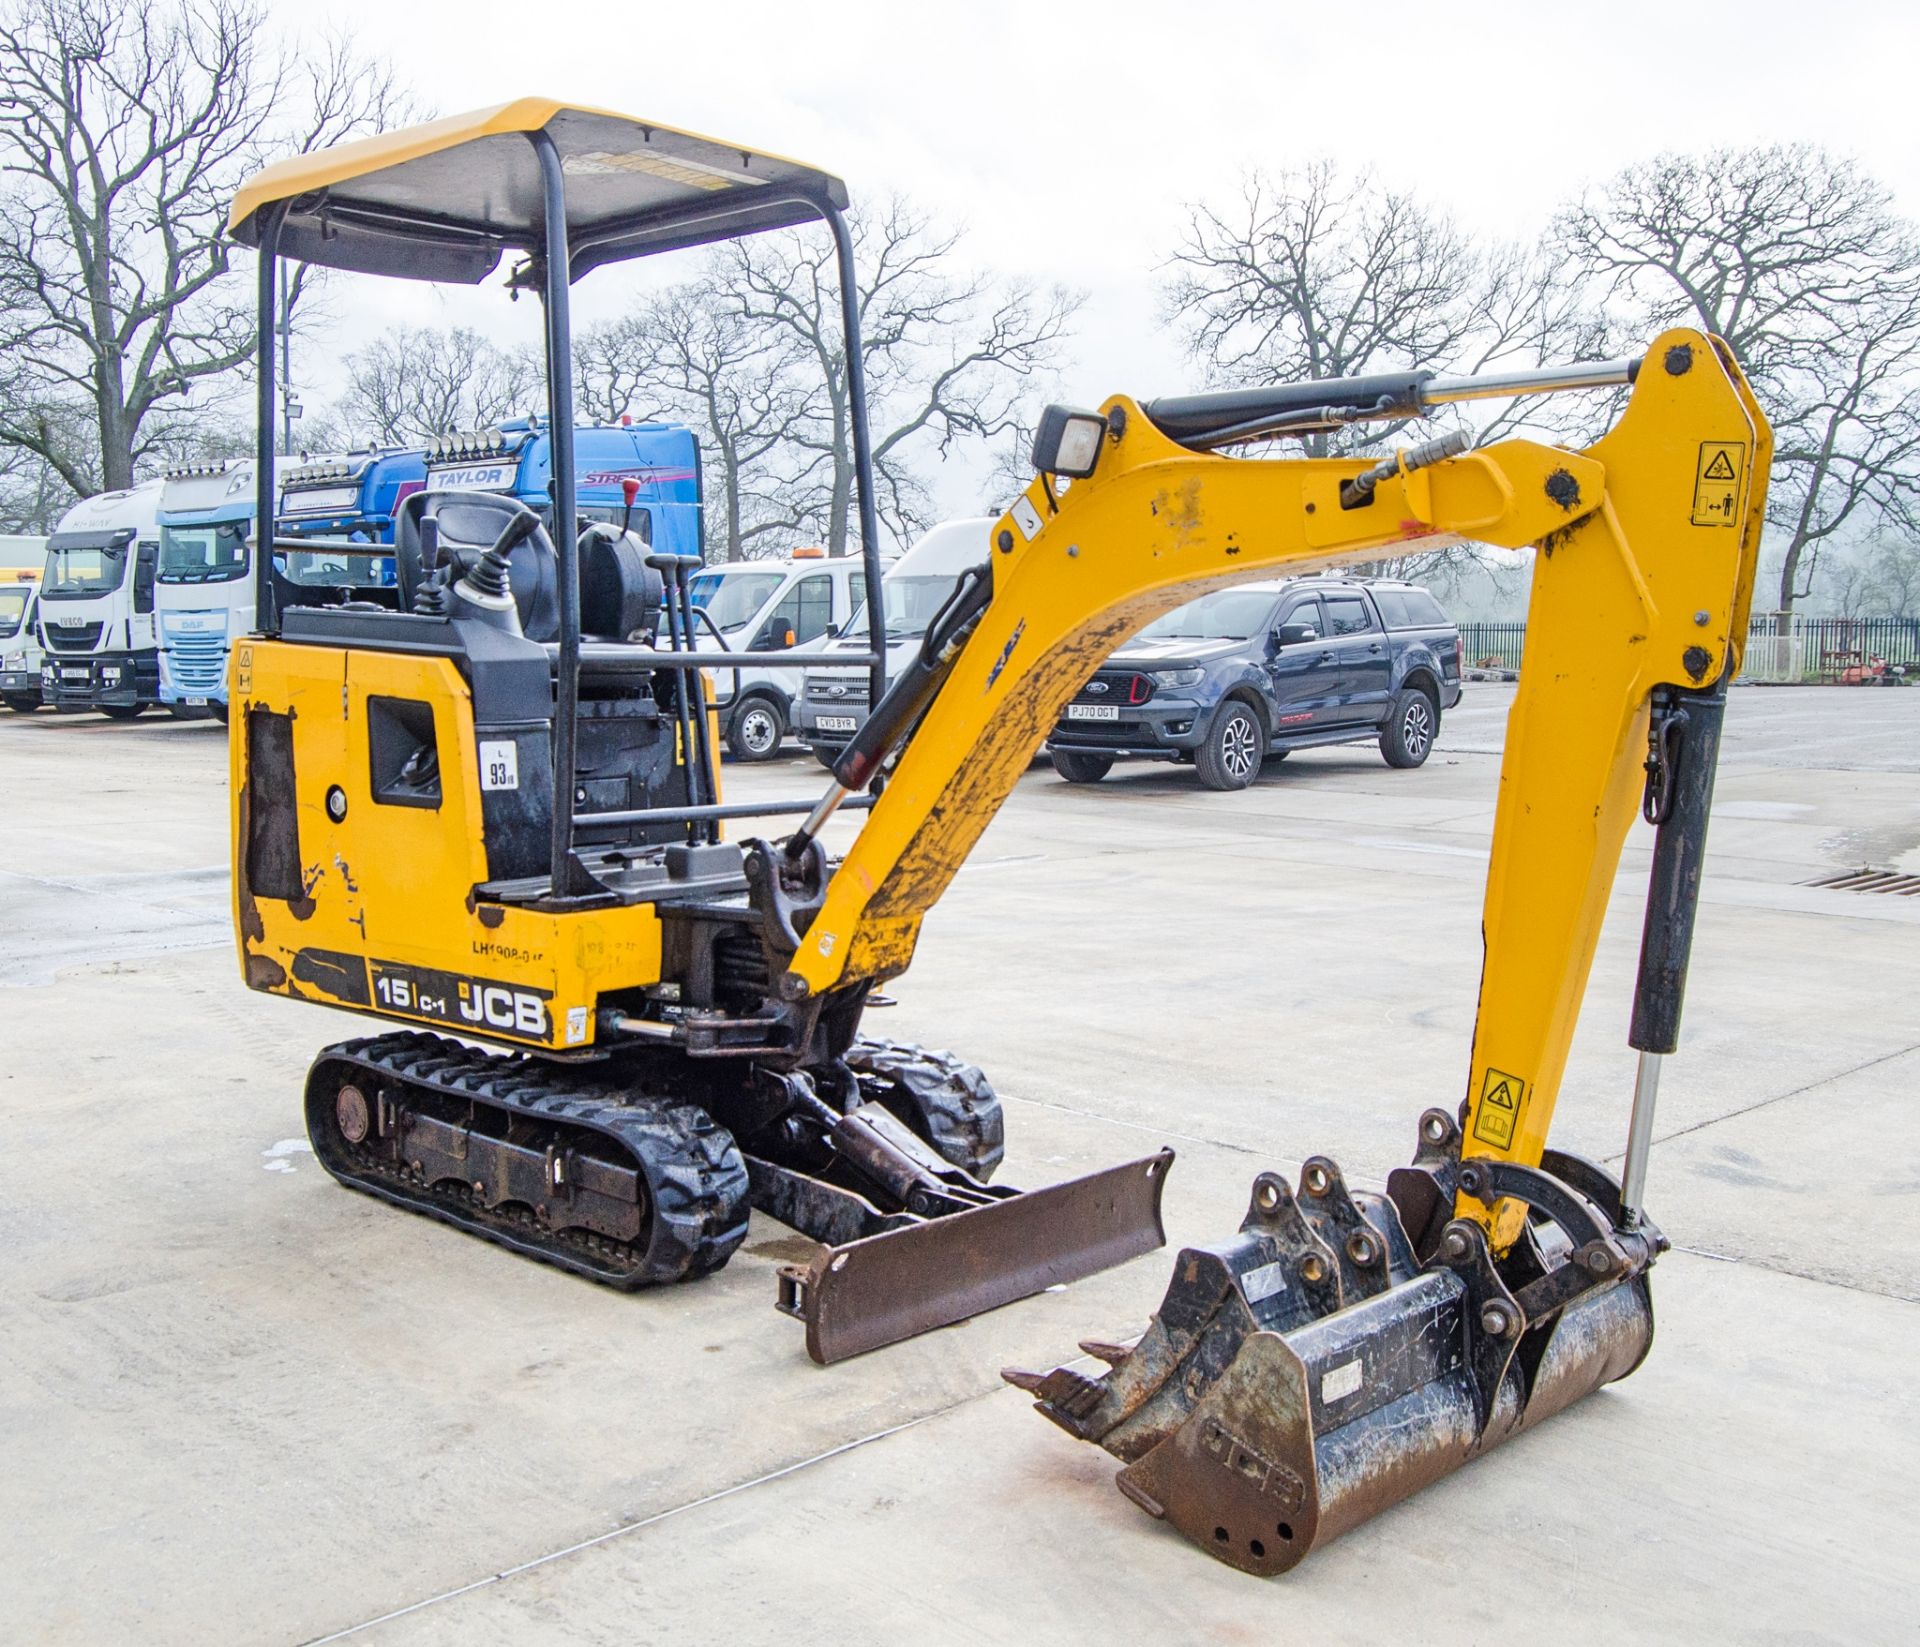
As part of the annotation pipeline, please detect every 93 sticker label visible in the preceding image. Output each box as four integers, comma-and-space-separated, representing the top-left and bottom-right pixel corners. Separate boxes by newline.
478, 739, 520, 791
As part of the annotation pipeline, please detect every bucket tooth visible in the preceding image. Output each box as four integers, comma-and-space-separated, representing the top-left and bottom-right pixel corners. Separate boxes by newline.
1021, 1146, 1664, 1575
1077, 1338, 1136, 1366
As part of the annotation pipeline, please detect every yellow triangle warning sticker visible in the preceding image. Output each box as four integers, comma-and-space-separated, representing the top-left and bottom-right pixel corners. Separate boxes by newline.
1692, 441, 1745, 526
1471, 1067, 1527, 1148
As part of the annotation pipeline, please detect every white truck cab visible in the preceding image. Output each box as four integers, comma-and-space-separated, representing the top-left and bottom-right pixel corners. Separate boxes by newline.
0, 570, 46, 712
37, 481, 166, 718
795, 517, 994, 761
688, 549, 873, 760
156, 459, 257, 718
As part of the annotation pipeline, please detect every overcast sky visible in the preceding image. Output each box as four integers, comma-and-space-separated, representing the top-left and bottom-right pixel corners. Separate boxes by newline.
288, 0, 1920, 514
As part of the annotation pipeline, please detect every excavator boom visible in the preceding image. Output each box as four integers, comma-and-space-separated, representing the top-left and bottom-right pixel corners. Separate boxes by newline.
782, 330, 1768, 1567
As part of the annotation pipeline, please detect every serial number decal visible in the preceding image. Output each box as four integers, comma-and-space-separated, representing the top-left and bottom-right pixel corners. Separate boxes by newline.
370, 959, 552, 1040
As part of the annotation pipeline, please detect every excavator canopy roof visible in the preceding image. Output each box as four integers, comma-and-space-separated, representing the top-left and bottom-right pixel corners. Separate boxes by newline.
228, 98, 848, 284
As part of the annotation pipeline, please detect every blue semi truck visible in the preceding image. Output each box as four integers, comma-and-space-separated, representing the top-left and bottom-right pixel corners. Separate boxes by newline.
420, 418, 703, 556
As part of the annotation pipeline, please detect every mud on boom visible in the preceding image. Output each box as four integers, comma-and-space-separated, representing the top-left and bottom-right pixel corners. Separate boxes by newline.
225, 102, 1769, 1569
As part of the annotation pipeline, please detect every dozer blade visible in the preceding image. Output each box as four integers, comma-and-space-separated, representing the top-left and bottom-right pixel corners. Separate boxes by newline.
1006, 1113, 1664, 1575
776, 1149, 1172, 1364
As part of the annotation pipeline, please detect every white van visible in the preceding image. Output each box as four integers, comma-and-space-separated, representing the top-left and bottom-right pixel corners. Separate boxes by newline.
688, 549, 873, 760
794, 517, 994, 762
0, 571, 45, 712
37, 481, 166, 717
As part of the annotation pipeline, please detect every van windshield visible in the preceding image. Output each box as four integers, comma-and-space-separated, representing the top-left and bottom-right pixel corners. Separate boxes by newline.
881, 575, 958, 638
0, 585, 28, 637
688, 569, 783, 632
44, 532, 128, 597
1137, 589, 1276, 642
160, 521, 249, 583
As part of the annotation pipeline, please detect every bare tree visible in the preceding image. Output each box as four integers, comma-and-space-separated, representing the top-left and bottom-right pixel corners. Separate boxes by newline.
1866, 535, 1920, 620
576, 290, 824, 561
1553, 145, 1920, 615
336, 326, 541, 446
1164, 164, 1604, 579
0, 0, 409, 495
1816, 542, 1876, 617
719, 197, 1082, 553
0, 440, 68, 529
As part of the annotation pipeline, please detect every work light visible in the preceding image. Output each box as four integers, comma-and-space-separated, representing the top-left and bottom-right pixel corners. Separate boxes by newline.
1032, 404, 1108, 480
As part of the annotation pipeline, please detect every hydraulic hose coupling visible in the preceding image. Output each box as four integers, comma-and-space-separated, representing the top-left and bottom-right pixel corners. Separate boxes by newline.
1339, 429, 1472, 511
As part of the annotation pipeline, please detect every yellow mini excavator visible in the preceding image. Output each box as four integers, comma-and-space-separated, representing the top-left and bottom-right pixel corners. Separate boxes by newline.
227, 102, 1767, 1573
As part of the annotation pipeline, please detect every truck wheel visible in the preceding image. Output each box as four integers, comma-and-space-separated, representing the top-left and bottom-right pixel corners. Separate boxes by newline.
212, 702, 229, 725
727, 695, 786, 761
1051, 749, 1113, 784
1380, 687, 1437, 768
1195, 701, 1263, 791
100, 703, 147, 721
2, 693, 39, 714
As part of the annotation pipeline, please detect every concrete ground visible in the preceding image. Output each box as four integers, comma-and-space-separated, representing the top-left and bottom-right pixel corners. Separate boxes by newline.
1, 685, 1915, 1645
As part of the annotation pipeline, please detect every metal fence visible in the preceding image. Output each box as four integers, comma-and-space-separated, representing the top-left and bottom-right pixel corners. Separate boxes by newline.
1458, 622, 1527, 672
1459, 615, 1920, 682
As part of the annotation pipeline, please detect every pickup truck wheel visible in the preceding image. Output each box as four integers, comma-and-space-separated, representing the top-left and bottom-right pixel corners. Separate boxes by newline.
1196, 701, 1263, 791
1052, 749, 1113, 784
1381, 687, 1437, 768
2, 692, 39, 713
727, 695, 786, 761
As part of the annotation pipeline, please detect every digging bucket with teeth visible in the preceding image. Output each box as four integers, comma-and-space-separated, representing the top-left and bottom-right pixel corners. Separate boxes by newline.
1005, 1111, 1664, 1576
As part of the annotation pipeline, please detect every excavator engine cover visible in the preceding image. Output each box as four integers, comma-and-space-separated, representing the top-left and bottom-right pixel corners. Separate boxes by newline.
1007, 1111, 1664, 1575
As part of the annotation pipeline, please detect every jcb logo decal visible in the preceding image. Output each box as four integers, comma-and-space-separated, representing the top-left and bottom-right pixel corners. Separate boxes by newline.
370, 959, 553, 1041
457, 980, 548, 1037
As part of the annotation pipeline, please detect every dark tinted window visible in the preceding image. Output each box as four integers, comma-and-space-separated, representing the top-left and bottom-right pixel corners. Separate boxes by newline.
1323, 595, 1375, 636
1372, 589, 1413, 628
1277, 596, 1324, 639
1376, 587, 1451, 628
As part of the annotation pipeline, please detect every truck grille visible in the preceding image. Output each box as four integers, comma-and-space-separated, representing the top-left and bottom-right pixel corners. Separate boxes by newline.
165, 631, 228, 693
1073, 671, 1155, 706
43, 621, 103, 653
806, 677, 867, 704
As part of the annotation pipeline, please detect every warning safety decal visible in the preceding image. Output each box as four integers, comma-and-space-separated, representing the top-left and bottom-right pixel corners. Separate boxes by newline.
1691, 442, 1745, 528
1471, 1066, 1527, 1150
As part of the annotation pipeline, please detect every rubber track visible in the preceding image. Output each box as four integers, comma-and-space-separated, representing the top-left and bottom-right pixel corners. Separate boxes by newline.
307, 1031, 750, 1287
847, 1037, 1005, 1182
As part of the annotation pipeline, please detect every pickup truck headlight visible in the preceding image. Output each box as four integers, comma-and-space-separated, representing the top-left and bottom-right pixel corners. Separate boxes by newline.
1150, 667, 1205, 689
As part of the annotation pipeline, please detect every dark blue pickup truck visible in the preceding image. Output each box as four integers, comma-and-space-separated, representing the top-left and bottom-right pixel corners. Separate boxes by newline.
1047, 577, 1463, 790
